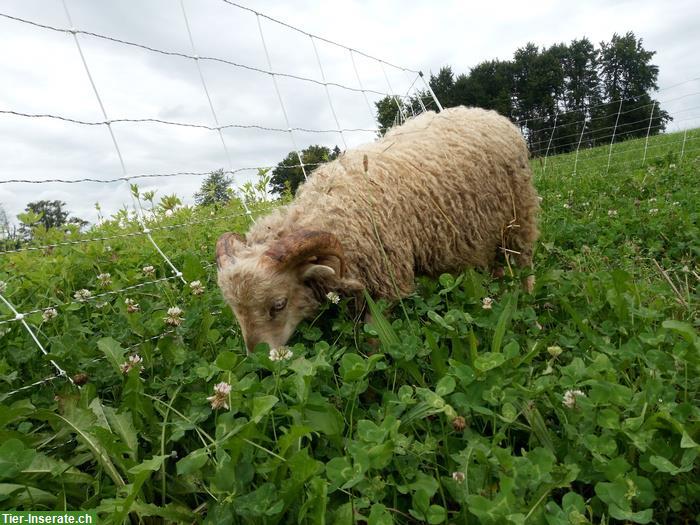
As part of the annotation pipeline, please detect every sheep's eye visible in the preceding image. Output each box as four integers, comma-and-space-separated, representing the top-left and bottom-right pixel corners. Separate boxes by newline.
270, 298, 287, 316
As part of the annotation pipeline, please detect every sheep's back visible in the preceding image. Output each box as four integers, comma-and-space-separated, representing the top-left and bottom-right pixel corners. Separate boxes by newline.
257, 106, 538, 296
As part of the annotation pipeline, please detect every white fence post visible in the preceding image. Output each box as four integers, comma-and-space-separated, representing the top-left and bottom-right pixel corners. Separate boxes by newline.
680, 129, 688, 163
543, 112, 557, 175
419, 71, 444, 112
642, 101, 656, 166
606, 98, 624, 174
572, 116, 587, 175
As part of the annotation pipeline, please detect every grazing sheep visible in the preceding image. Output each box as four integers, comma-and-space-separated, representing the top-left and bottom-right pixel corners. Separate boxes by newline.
216, 106, 539, 353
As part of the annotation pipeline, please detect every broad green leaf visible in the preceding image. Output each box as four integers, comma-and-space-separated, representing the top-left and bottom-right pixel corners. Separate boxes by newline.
304, 405, 343, 436
662, 320, 699, 347
103, 407, 138, 459
681, 431, 699, 449
0, 439, 36, 481
435, 375, 456, 396
474, 352, 506, 372
129, 455, 169, 475
426, 505, 447, 524
182, 252, 205, 281
40, 407, 125, 487
176, 448, 209, 476
326, 456, 353, 490
357, 420, 386, 443
340, 353, 367, 382
428, 310, 454, 331
215, 352, 238, 371
97, 337, 127, 373
0, 484, 57, 506
251, 395, 278, 424
368, 503, 394, 525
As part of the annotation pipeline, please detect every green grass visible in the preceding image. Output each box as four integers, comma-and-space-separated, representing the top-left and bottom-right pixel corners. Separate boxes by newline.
0, 129, 698, 524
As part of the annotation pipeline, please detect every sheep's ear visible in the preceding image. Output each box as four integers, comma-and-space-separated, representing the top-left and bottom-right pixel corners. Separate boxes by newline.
216, 232, 245, 269
301, 264, 336, 281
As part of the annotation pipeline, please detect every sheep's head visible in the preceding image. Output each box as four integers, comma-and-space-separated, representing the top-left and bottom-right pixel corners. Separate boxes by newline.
216, 229, 346, 353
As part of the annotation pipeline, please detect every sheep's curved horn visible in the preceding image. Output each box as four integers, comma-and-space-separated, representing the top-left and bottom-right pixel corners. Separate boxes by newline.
216, 232, 245, 269
264, 230, 346, 277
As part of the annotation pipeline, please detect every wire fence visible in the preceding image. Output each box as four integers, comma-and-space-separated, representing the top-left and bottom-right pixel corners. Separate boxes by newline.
0, 0, 438, 400
0, 1, 698, 402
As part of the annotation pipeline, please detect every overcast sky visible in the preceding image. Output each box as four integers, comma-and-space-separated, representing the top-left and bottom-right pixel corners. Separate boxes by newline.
1, 0, 699, 226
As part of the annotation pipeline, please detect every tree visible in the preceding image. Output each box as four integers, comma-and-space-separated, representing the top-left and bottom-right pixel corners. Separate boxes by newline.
18, 200, 87, 239
597, 32, 670, 142
375, 96, 405, 136
373, 32, 668, 155
269, 145, 341, 196
452, 60, 515, 117
0, 204, 21, 251
429, 66, 456, 109
194, 169, 232, 206
511, 43, 567, 152
553, 38, 602, 152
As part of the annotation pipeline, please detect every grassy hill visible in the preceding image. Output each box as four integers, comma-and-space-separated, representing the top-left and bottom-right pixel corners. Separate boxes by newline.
0, 129, 698, 523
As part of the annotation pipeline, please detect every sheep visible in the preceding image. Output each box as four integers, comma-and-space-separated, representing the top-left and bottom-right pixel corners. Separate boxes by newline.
216, 106, 540, 353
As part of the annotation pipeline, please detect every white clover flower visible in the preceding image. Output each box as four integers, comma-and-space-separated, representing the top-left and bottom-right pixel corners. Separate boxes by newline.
125, 298, 140, 313
74, 289, 92, 301
0, 280, 6, 294
649, 208, 658, 215
608, 210, 618, 217
269, 346, 293, 362
482, 297, 493, 310
452, 471, 465, 483
97, 273, 112, 286
214, 381, 231, 396
562, 389, 586, 409
120, 354, 143, 374
165, 209, 173, 217
207, 381, 231, 410
326, 291, 341, 304
164, 306, 184, 326
142, 265, 155, 277
42, 308, 58, 322
547, 345, 563, 358
189, 280, 205, 295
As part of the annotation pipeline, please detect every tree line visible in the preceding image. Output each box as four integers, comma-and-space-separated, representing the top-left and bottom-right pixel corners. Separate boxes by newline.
0, 31, 671, 244
378, 31, 670, 156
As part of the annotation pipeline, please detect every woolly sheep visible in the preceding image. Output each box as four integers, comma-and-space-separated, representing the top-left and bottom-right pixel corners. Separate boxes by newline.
216, 106, 540, 353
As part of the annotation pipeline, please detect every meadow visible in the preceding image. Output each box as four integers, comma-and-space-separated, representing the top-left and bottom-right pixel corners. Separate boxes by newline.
0, 129, 698, 524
